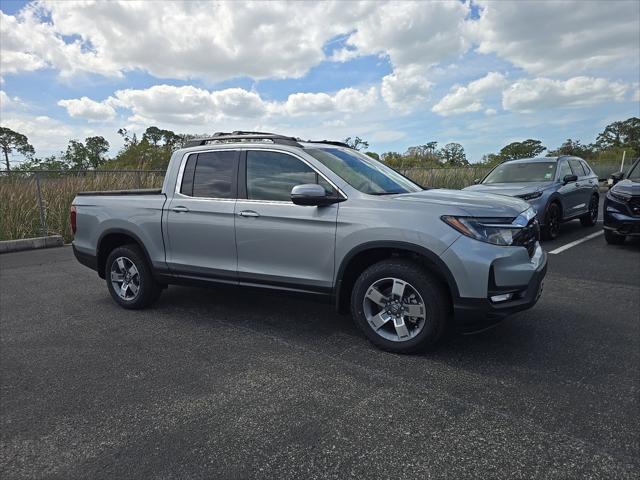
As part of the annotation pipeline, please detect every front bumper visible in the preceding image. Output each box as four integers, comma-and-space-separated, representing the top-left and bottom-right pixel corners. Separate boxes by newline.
603, 198, 640, 236
440, 236, 548, 332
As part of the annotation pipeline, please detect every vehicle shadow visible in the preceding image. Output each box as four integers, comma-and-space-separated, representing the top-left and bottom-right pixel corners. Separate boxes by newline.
152, 282, 593, 376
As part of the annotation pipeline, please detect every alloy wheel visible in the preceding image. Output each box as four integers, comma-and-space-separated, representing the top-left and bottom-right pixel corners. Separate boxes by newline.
589, 196, 598, 222
362, 277, 427, 342
110, 256, 141, 301
548, 207, 560, 238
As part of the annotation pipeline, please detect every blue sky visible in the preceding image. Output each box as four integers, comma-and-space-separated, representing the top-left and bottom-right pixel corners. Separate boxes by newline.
1, 0, 639, 165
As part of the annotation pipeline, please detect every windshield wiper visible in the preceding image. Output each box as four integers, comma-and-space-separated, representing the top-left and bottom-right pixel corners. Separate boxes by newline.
369, 191, 405, 195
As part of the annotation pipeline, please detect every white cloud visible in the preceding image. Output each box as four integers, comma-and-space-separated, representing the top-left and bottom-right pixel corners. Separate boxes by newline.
0, 1, 376, 82
0, 90, 16, 110
64, 84, 379, 126
284, 87, 378, 116
469, 0, 640, 75
1, 115, 74, 153
432, 72, 507, 116
345, 1, 469, 70
502, 77, 628, 113
632, 84, 640, 102
2, 1, 471, 83
0, 7, 121, 79
58, 97, 116, 122
381, 66, 432, 111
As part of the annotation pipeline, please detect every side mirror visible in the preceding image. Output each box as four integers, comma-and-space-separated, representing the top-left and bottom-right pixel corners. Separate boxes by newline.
291, 184, 342, 206
609, 171, 624, 186
562, 174, 578, 185
473, 178, 480, 184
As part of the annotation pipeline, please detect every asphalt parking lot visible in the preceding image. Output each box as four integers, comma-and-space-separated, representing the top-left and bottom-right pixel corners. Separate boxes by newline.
1, 218, 639, 479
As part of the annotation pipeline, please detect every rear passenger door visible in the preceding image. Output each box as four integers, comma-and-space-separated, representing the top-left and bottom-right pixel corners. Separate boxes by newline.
556, 159, 583, 216
165, 149, 239, 281
568, 158, 591, 215
234, 149, 339, 292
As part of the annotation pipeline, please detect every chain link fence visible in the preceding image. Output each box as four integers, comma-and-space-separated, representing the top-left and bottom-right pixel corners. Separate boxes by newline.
0, 170, 165, 243
0, 160, 625, 243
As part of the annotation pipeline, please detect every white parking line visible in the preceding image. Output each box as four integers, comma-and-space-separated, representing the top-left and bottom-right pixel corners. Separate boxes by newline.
548, 230, 604, 255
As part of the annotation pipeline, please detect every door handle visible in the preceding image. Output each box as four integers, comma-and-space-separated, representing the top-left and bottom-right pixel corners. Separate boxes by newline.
172, 206, 189, 213
238, 210, 260, 217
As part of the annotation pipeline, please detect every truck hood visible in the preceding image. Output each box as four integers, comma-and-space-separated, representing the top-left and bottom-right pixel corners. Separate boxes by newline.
611, 179, 640, 197
393, 188, 530, 218
463, 182, 552, 197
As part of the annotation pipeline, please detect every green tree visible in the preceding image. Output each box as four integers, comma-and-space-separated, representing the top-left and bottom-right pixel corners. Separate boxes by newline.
438, 143, 468, 167
13, 155, 70, 174
595, 117, 639, 156
547, 138, 594, 158
498, 139, 546, 160
365, 152, 380, 161
62, 136, 109, 169
0, 127, 35, 172
344, 136, 369, 151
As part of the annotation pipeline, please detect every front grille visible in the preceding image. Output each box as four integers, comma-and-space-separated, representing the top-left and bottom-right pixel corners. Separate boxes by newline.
629, 196, 640, 216
512, 218, 539, 257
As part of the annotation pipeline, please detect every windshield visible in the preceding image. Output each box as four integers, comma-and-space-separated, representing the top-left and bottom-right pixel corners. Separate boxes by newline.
483, 161, 557, 184
305, 148, 422, 194
627, 161, 640, 181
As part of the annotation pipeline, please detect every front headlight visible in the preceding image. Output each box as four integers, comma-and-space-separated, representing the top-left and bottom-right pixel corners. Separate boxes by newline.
609, 190, 631, 202
441, 215, 520, 246
516, 191, 543, 201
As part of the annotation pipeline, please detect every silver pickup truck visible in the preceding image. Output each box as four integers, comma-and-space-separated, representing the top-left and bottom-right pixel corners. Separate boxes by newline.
72, 132, 547, 353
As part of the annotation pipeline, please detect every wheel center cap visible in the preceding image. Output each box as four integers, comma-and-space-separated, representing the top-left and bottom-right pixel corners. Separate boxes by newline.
387, 301, 402, 315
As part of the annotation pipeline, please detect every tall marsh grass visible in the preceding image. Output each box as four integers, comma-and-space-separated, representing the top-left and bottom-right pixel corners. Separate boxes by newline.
0, 160, 623, 243
0, 171, 164, 243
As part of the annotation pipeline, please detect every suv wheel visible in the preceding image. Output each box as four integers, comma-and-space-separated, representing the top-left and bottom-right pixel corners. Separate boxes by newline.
604, 229, 626, 245
580, 195, 598, 227
541, 203, 561, 240
105, 244, 162, 309
351, 259, 449, 353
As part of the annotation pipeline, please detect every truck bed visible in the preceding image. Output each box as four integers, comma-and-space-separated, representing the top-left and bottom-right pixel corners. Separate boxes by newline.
76, 188, 162, 196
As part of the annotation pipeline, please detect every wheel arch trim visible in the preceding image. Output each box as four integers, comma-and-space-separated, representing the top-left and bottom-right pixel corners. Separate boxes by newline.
334, 241, 460, 310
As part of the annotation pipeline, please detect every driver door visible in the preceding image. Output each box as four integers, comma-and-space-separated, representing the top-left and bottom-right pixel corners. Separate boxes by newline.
234, 149, 339, 292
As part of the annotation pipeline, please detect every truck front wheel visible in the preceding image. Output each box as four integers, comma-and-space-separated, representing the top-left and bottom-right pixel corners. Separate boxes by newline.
351, 259, 450, 353
105, 244, 162, 309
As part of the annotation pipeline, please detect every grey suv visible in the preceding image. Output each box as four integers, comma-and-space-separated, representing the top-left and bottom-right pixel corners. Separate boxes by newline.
72, 132, 547, 353
464, 156, 599, 239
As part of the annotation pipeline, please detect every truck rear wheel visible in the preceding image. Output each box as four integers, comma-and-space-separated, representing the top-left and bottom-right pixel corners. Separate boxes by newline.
105, 244, 162, 309
350, 259, 449, 353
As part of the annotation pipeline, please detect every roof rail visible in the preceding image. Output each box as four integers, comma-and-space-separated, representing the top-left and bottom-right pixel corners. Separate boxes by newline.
304, 139, 353, 149
184, 132, 302, 148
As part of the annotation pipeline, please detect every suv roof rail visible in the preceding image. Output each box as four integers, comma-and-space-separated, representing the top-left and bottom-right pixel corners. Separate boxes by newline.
304, 139, 353, 149
184, 132, 302, 148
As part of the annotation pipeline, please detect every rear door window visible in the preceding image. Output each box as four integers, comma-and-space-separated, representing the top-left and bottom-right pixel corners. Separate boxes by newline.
569, 159, 586, 177
191, 150, 238, 198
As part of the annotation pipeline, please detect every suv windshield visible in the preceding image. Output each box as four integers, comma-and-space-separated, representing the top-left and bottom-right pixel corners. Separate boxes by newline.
305, 148, 422, 195
483, 161, 557, 184
627, 161, 640, 181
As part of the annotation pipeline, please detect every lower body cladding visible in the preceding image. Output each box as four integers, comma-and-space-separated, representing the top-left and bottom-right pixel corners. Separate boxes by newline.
440, 235, 547, 332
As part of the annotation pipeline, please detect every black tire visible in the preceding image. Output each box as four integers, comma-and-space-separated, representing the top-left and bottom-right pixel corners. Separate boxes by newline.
580, 195, 599, 227
604, 229, 626, 245
541, 202, 561, 240
350, 259, 450, 354
105, 244, 162, 309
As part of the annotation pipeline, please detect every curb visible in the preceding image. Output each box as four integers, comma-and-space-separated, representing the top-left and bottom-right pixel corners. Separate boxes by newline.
0, 235, 64, 254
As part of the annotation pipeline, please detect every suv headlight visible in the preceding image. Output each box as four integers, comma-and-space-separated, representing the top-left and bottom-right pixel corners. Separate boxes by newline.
442, 208, 536, 246
609, 190, 631, 202
441, 216, 521, 246
515, 191, 543, 201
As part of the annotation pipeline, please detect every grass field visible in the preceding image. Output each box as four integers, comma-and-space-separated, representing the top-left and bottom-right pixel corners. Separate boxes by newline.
0, 161, 623, 243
